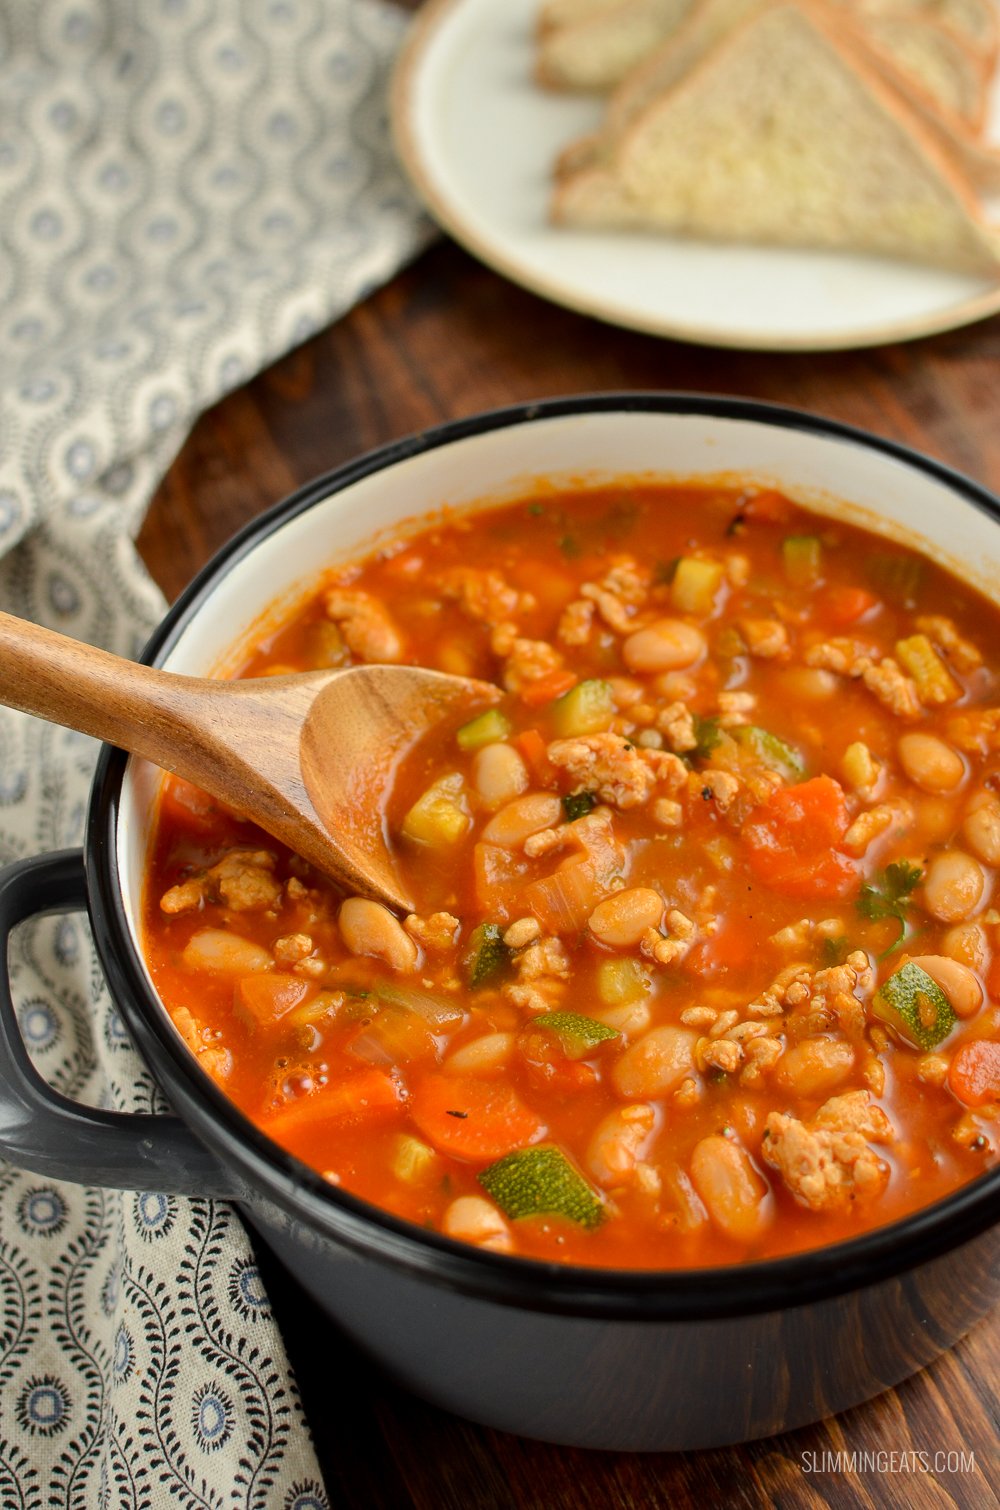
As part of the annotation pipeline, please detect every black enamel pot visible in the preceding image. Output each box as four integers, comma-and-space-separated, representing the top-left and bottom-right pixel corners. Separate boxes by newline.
1, 395, 998, 1451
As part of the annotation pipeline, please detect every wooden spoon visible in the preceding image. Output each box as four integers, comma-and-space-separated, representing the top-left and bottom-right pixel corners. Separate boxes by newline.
0, 610, 500, 912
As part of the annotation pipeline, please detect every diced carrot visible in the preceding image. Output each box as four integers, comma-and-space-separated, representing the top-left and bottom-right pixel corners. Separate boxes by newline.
410, 1073, 546, 1161
743, 489, 795, 525
948, 1040, 1000, 1107
519, 668, 578, 708
743, 775, 859, 901
263, 1068, 405, 1143
820, 586, 880, 628
236, 975, 313, 1026
516, 728, 555, 784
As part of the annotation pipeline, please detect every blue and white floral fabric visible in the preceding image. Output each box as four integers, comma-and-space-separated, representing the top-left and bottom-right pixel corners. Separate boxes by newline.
0, 2, 429, 1503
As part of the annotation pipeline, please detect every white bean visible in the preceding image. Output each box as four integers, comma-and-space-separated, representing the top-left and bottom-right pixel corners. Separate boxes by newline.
481, 792, 563, 848
941, 922, 987, 972
586, 1105, 656, 1188
611, 1026, 697, 1098
442, 1196, 512, 1252
963, 791, 1000, 866
339, 898, 419, 971
622, 618, 706, 674
922, 850, 986, 923
775, 1037, 855, 1097
777, 667, 839, 701
182, 929, 272, 975
897, 732, 964, 794
908, 954, 983, 1019
445, 1032, 516, 1075
472, 743, 529, 809
588, 888, 664, 948
590, 999, 653, 1038
689, 1135, 771, 1244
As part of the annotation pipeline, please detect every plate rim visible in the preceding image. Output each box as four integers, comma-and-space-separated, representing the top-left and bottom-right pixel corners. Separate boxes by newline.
390, 0, 1000, 352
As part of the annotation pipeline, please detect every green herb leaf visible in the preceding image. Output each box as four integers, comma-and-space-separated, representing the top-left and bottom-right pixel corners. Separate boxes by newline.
558, 533, 582, 559
691, 715, 721, 760
562, 790, 597, 822
856, 861, 923, 946
820, 935, 850, 967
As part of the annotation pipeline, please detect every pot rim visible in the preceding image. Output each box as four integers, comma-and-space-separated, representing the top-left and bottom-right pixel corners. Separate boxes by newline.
88, 391, 1000, 1321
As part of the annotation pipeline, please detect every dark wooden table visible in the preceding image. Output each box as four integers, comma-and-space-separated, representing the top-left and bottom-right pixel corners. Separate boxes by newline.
139, 239, 1000, 1509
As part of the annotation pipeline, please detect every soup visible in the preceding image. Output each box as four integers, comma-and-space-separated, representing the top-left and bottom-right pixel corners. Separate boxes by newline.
142, 482, 1000, 1269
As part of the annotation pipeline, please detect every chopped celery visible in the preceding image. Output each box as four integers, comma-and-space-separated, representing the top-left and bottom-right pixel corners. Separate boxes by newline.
465, 922, 511, 989
391, 1133, 437, 1183
533, 1010, 620, 1060
732, 724, 805, 778
872, 961, 956, 1049
401, 772, 470, 846
550, 678, 614, 737
671, 557, 724, 615
865, 553, 924, 606
895, 635, 961, 705
782, 535, 822, 588
479, 1146, 604, 1229
457, 708, 513, 752
563, 790, 597, 822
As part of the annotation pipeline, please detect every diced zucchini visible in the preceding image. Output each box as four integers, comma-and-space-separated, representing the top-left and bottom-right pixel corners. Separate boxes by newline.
563, 790, 597, 822
401, 772, 470, 846
478, 1146, 604, 1229
732, 724, 805, 778
391, 1133, 438, 1183
533, 1010, 620, 1060
782, 535, 822, 588
671, 557, 724, 615
551, 678, 614, 737
457, 708, 513, 752
465, 922, 511, 989
872, 960, 956, 1049
895, 635, 961, 705
597, 957, 650, 1006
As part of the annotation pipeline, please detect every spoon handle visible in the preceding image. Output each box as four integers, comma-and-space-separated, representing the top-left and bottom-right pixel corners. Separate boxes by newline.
0, 609, 217, 765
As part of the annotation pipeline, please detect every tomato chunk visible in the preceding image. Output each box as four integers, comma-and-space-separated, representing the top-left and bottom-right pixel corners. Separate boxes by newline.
743, 776, 858, 901
410, 1073, 546, 1161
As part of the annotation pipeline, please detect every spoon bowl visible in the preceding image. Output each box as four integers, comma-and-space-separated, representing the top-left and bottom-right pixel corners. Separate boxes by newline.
0, 610, 498, 911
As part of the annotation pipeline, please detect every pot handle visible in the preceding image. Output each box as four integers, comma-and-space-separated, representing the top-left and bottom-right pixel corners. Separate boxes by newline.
0, 850, 241, 1197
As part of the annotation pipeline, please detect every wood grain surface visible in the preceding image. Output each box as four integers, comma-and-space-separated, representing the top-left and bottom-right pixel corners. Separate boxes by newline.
140, 238, 1000, 1509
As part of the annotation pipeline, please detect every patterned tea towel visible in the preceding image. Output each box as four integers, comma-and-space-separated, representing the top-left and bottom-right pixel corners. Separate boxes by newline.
0, 1, 431, 1504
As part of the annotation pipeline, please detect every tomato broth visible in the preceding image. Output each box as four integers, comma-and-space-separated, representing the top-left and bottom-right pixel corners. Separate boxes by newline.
143, 483, 1000, 1269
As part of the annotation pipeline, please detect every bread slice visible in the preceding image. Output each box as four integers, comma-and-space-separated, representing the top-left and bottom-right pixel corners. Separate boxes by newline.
552, 1, 1000, 270
855, 0, 999, 71
537, 0, 696, 90
848, 10, 989, 128
558, 0, 1000, 182
845, 13, 1000, 188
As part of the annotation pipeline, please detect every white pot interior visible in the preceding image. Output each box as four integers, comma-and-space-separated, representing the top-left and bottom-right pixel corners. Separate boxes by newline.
117, 407, 1000, 994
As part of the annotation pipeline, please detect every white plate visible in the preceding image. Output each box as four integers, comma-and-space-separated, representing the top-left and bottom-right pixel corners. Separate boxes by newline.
391, 0, 1000, 351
